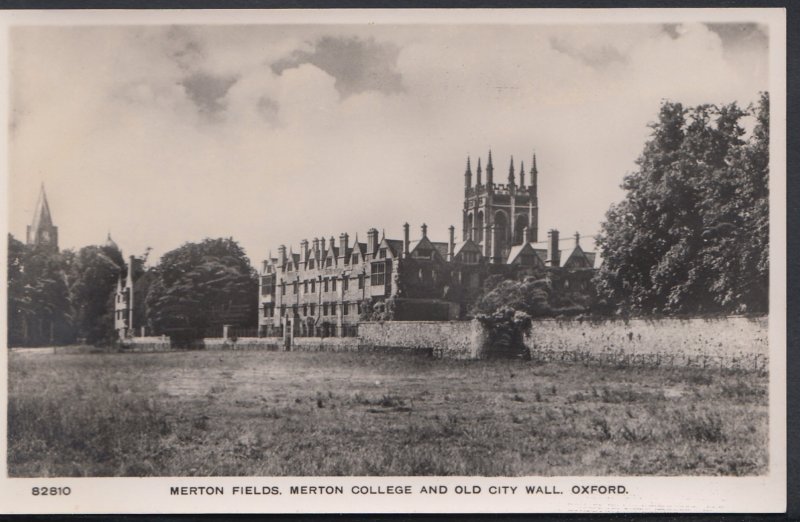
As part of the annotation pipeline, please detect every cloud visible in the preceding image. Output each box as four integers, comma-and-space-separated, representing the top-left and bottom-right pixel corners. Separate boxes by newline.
180, 71, 239, 115
271, 36, 404, 98
8, 22, 770, 264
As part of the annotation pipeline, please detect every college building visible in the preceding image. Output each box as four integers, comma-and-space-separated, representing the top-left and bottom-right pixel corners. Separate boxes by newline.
258, 151, 598, 338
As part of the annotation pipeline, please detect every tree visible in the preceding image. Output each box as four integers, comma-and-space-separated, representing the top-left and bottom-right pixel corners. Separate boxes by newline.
145, 238, 258, 339
67, 243, 125, 344
7, 234, 74, 346
595, 94, 769, 315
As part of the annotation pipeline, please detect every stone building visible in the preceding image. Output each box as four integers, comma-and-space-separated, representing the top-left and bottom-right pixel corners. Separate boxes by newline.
26, 183, 59, 253
114, 251, 136, 339
258, 151, 598, 338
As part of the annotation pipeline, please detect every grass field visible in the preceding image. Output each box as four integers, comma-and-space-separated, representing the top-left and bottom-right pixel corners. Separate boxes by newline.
7, 349, 768, 477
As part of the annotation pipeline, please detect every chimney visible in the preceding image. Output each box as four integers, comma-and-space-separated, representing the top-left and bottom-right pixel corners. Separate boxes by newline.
574, 231, 581, 247
421, 223, 428, 239
329, 236, 336, 256
312, 237, 320, 255
547, 229, 560, 267
367, 228, 379, 255
320, 237, 326, 253
523, 225, 530, 243
339, 232, 349, 256
127, 255, 135, 285
403, 223, 410, 257
300, 239, 309, 260
278, 245, 287, 268
448, 225, 455, 262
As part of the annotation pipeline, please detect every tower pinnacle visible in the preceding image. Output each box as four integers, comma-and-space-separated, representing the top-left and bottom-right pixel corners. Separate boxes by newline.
508, 156, 515, 185
520, 160, 525, 187
486, 150, 494, 186
476, 157, 482, 186
464, 156, 472, 189
26, 183, 58, 252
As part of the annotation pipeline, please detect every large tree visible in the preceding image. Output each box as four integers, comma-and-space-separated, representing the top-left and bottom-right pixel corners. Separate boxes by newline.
595, 93, 769, 315
7, 235, 74, 346
67, 243, 126, 344
145, 237, 258, 338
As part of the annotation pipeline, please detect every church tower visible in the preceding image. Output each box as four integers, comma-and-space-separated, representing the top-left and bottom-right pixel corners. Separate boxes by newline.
26, 183, 59, 253
462, 151, 539, 262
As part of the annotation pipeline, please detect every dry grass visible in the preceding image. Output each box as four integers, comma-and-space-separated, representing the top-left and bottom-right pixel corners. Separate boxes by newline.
8, 349, 768, 477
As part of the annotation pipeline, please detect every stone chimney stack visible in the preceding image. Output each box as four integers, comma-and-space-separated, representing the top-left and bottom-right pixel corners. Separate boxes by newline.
320, 237, 326, 253
421, 223, 428, 239
523, 225, 530, 243
300, 239, 309, 260
547, 229, 561, 267
403, 223, 410, 257
367, 228, 379, 255
448, 225, 455, 261
312, 238, 320, 256
339, 233, 349, 255
574, 231, 581, 247
278, 245, 287, 268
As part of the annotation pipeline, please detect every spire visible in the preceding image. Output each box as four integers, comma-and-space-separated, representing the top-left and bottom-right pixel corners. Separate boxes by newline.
380, 229, 386, 241
476, 157, 482, 186
519, 160, 525, 187
464, 155, 472, 189
508, 155, 515, 185
530, 153, 538, 190
31, 183, 54, 231
486, 150, 494, 186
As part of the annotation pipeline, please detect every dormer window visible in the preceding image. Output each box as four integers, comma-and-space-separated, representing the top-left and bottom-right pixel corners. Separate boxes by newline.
352, 254, 359, 264
379, 248, 387, 259
326, 257, 333, 267
309, 259, 315, 269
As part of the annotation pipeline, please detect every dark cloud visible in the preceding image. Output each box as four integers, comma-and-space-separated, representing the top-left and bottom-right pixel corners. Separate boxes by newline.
661, 24, 681, 40
271, 36, 404, 98
165, 26, 205, 71
705, 23, 768, 52
180, 72, 238, 115
548, 37, 627, 70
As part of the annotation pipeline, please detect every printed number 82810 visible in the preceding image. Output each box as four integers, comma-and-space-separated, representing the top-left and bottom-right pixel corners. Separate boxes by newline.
31, 487, 71, 496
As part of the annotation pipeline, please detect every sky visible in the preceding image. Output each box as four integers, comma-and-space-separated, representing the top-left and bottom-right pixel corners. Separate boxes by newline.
7, 19, 769, 265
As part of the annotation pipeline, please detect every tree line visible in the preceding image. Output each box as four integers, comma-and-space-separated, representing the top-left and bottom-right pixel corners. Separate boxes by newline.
7, 94, 769, 347
7, 236, 258, 347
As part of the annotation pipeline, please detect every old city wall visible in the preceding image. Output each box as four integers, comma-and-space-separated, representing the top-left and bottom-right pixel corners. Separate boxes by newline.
358, 320, 486, 359
525, 316, 768, 371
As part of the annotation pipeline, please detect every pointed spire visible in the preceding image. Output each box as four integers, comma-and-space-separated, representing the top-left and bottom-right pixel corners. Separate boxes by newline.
508, 155, 515, 185
31, 183, 54, 230
380, 229, 385, 241
476, 157, 482, 186
464, 156, 472, 189
530, 152, 538, 190
520, 160, 526, 187
486, 149, 494, 185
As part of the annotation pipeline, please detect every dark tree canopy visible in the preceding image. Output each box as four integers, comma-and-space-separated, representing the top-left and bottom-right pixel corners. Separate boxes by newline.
68, 243, 126, 344
7, 235, 73, 346
595, 93, 769, 315
145, 237, 258, 338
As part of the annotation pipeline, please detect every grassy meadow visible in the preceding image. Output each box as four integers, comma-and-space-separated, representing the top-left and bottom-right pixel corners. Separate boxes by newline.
7, 349, 768, 477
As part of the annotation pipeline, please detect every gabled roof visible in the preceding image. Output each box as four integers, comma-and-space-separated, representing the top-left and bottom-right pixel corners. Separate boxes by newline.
453, 239, 482, 257
408, 236, 444, 260
379, 238, 404, 257
507, 242, 545, 266
432, 242, 449, 258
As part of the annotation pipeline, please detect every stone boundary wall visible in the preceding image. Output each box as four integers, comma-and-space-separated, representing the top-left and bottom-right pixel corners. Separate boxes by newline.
292, 337, 360, 353
358, 320, 485, 359
202, 337, 281, 351
121, 336, 172, 352
525, 316, 768, 371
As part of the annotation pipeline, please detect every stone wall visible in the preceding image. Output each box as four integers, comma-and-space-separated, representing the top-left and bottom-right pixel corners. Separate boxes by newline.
121, 336, 172, 352
525, 316, 768, 371
358, 320, 485, 359
292, 337, 360, 353
202, 337, 281, 351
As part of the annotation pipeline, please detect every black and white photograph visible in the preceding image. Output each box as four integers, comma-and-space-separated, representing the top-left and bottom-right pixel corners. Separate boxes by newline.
0, 8, 787, 514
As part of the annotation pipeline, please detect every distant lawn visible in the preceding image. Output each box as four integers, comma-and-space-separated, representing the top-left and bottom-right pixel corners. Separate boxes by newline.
8, 349, 768, 477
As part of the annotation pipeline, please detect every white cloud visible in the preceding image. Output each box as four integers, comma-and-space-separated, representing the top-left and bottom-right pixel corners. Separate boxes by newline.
9, 22, 769, 263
